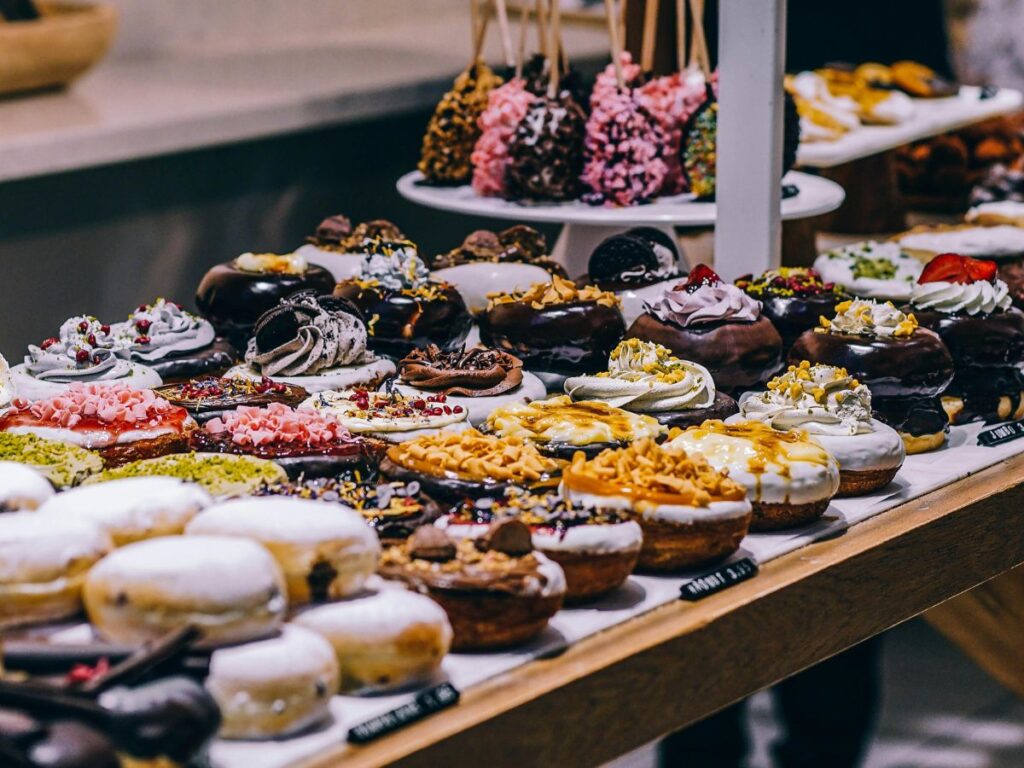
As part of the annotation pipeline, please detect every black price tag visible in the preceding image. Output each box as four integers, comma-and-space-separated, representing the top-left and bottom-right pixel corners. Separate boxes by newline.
679, 558, 758, 601
347, 683, 460, 744
978, 420, 1024, 447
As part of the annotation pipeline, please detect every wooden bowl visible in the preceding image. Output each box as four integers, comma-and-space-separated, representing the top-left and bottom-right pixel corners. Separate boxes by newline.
0, 2, 116, 96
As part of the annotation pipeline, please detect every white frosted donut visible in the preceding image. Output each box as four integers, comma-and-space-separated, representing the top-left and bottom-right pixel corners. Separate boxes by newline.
803, 419, 905, 474
393, 371, 548, 428
224, 358, 396, 394
430, 262, 553, 316
185, 497, 380, 604
437, 516, 644, 555
0, 512, 112, 627
294, 588, 452, 693
0, 461, 54, 511
37, 477, 212, 546
83, 535, 287, 647
206, 625, 339, 740
294, 243, 364, 282
813, 241, 922, 300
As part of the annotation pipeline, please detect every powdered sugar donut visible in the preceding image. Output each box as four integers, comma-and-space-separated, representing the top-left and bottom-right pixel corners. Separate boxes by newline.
185, 497, 379, 604
0, 461, 54, 511
206, 625, 339, 739
83, 535, 287, 647
38, 477, 212, 545
294, 587, 451, 693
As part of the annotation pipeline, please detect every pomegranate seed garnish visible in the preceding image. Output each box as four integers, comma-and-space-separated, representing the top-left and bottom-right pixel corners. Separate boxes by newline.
78, 321, 89, 332
87, 334, 97, 346
100, 324, 111, 335
40, 337, 59, 349
135, 335, 151, 345
75, 349, 89, 363
453, 405, 464, 413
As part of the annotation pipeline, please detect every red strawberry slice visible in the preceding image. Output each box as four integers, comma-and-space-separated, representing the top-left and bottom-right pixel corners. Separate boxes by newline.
918, 253, 998, 285
683, 263, 722, 292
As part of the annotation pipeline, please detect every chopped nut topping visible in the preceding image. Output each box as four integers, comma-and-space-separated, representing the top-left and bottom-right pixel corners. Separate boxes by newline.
386, 428, 561, 483
487, 275, 620, 310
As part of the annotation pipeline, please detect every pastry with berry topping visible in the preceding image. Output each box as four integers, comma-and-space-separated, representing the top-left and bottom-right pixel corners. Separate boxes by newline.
112, 298, 237, 383
225, 290, 395, 393
813, 241, 923, 302
378, 520, 565, 650
299, 387, 471, 443
735, 267, 847, 352
484, 395, 665, 459
906, 253, 1024, 424
626, 265, 783, 393
395, 344, 547, 427
480, 275, 627, 387
736, 362, 905, 496
84, 452, 287, 497
333, 240, 472, 358
296, 215, 410, 281
0, 383, 194, 467
438, 488, 642, 603
564, 339, 738, 429
154, 375, 308, 423
562, 438, 753, 569
195, 251, 335, 346
11, 316, 162, 402
790, 299, 954, 453
190, 402, 366, 479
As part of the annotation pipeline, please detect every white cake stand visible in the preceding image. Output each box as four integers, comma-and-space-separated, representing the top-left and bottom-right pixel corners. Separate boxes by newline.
396, 170, 845, 276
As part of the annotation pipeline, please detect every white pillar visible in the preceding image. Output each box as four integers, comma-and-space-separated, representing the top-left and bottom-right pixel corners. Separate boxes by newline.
713, 0, 787, 279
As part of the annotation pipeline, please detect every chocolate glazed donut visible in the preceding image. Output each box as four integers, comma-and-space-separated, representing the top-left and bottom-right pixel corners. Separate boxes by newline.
625, 315, 782, 393
909, 308, 1024, 369
479, 301, 627, 376
759, 293, 843, 353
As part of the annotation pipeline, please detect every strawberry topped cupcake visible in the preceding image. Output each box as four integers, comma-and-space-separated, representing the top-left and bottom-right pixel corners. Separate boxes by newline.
907, 253, 1024, 424
0, 383, 193, 467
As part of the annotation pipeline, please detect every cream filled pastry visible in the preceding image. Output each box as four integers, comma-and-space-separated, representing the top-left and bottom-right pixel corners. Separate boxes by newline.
896, 224, 1024, 260
228, 291, 395, 393
561, 438, 752, 571
814, 242, 923, 301
0, 461, 54, 511
737, 362, 905, 496
300, 388, 470, 442
665, 420, 840, 531
12, 316, 162, 402
485, 395, 666, 459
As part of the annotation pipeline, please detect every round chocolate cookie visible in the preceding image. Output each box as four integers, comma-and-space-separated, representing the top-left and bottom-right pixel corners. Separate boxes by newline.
651, 390, 739, 429
585, 227, 681, 291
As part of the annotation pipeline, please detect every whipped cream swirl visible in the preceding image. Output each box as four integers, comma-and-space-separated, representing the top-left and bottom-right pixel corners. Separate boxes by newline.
740, 362, 872, 436
645, 282, 761, 327
115, 299, 216, 361
24, 316, 130, 383
246, 294, 373, 377
359, 241, 429, 291
565, 339, 715, 412
910, 279, 1011, 316
820, 299, 918, 338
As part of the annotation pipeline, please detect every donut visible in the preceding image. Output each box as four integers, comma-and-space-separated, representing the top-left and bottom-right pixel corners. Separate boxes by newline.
206, 625, 339, 740
185, 497, 379, 604
0, 512, 112, 627
294, 586, 452, 693
0, 461, 54, 511
83, 535, 287, 647
38, 477, 212, 546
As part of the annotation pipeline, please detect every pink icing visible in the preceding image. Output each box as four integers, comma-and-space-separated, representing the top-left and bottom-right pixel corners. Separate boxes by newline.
638, 72, 715, 196
472, 78, 538, 198
646, 282, 762, 327
581, 89, 668, 207
17, 383, 184, 429
590, 52, 644, 112
205, 402, 353, 447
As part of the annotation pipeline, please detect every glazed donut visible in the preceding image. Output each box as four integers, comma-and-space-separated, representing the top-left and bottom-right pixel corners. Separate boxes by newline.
0, 461, 54, 511
294, 586, 452, 693
83, 535, 287, 647
37, 477, 212, 546
0, 512, 112, 627
185, 497, 379, 604
206, 625, 339, 740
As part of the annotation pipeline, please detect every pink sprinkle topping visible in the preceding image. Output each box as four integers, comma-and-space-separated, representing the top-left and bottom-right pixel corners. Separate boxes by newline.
205, 402, 354, 448
638, 73, 714, 195
471, 78, 538, 197
21, 383, 183, 429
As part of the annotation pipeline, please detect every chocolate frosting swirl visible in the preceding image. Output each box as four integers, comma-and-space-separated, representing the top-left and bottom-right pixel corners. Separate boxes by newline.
399, 344, 523, 396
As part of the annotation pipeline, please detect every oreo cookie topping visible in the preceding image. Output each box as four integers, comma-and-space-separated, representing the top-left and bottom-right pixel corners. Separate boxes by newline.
399, 344, 524, 397
589, 227, 682, 285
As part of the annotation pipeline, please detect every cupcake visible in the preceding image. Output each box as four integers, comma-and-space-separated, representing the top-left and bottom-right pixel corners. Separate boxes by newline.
430, 226, 563, 315
0, 431, 102, 488
0, 383, 194, 468
790, 299, 954, 454
225, 291, 395, 393
333, 240, 472, 358
561, 438, 752, 571
579, 228, 686, 326
564, 339, 738, 429
479, 275, 626, 387
190, 402, 365, 479
907, 253, 1024, 424
380, 429, 561, 504
379, 521, 565, 651
112, 298, 237, 383
84, 452, 287, 497
736, 362, 905, 496
395, 344, 547, 427
299, 387, 472, 443
11, 315, 162, 402
154, 375, 309, 424
439, 487, 642, 603
296, 215, 409, 282
195, 251, 336, 346
735, 267, 847, 352
484, 395, 666, 459
664, 421, 840, 531
813, 241, 923, 302
626, 265, 783, 393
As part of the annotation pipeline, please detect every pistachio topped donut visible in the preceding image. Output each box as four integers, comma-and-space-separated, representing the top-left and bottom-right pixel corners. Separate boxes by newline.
735, 267, 847, 352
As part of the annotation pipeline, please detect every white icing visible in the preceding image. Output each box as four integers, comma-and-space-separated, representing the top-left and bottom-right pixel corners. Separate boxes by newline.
814, 241, 922, 300
300, 389, 469, 434
563, 489, 752, 525
615, 277, 682, 327
430, 262, 552, 316
208, 624, 338, 687
738, 364, 872, 436
966, 201, 1024, 225
113, 299, 216, 362
532, 552, 567, 598
866, 90, 914, 124
294, 243, 365, 282
294, 588, 451, 644
0, 462, 54, 510
393, 371, 547, 428
910, 279, 1011, 315
4, 424, 178, 449
225, 358, 396, 394
822, 299, 918, 338
812, 419, 905, 474
9, 362, 162, 403
897, 226, 1024, 258
358, 245, 428, 291
437, 516, 643, 555
0, 512, 111, 583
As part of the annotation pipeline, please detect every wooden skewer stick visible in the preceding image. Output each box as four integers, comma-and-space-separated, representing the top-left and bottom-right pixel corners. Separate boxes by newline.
547, 0, 561, 98
688, 0, 710, 77
535, 0, 548, 60
675, 0, 687, 73
472, 0, 494, 64
470, 0, 480, 55
641, 0, 659, 73
495, 0, 515, 68
604, 0, 624, 89
516, 0, 530, 78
